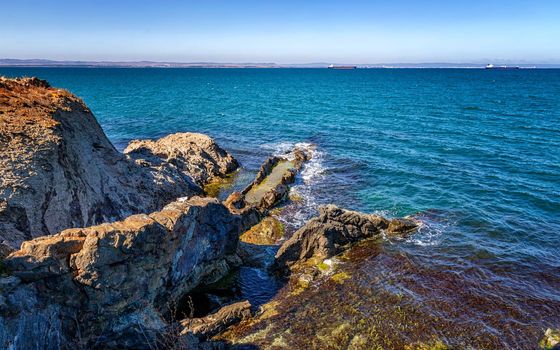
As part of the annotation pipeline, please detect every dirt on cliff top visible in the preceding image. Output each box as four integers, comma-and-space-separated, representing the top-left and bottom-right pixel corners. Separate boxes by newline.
0, 77, 86, 131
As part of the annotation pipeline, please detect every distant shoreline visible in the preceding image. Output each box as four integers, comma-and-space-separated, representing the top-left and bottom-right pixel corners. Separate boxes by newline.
1, 59, 558, 69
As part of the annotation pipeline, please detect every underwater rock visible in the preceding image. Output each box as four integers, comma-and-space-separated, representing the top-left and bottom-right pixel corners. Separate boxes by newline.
180, 300, 252, 339
540, 328, 560, 350
240, 217, 285, 245
0, 197, 241, 349
274, 205, 419, 270
0, 77, 238, 249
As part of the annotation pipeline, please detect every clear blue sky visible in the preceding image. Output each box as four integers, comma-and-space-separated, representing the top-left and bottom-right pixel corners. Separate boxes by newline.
2, 0, 559, 63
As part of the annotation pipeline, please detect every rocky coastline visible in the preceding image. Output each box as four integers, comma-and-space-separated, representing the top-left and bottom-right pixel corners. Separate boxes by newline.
0, 77, 426, 349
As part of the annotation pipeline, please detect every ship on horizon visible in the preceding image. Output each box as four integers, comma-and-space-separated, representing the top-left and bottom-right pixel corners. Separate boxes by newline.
328, 64, 357, 69
485, 64, 520, 70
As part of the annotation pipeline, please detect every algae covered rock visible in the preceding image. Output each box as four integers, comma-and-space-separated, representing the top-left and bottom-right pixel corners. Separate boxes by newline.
274, 205, 419, 270
540, 328, 560, 350
240, 217, 285, 245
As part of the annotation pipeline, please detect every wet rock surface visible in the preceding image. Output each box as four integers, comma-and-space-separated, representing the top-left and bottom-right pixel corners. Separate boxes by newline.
0, 77, 238, 249
274, 205, 419, 270
180, 300, 252, 339
225, 148, 311, 217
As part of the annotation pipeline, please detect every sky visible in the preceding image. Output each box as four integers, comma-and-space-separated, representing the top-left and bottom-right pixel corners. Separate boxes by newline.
1, 0, 560, 64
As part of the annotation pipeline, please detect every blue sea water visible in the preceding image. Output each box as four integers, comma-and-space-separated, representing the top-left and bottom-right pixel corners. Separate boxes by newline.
1, 68, 559, 347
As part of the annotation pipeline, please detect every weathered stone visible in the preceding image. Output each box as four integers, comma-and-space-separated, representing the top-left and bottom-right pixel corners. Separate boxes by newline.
540, 328, 560, 350
274, 205, 418, 270
0, 77, 238, 249
0, 197, 241, 349
180, 300, 252, 339
125, 132, 238, 186
225, 148, 311, 217
240, 217, 284, 245
387, 218, 418, 235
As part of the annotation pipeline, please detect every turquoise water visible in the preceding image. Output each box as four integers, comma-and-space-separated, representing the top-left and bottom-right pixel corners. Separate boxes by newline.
2, 68, 559, 347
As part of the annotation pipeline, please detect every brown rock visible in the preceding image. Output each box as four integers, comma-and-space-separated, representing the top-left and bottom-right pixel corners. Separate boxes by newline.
0, 197, 241, 349
0, 77, 238, 249
387, 218, 419, 235
124, 133, 238, 186
180, 300, 252, 339
274, 205, 418, 270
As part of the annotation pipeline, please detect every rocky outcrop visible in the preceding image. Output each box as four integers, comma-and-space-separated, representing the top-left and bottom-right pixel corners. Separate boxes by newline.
540, 328, 560, 350
239, 217, 285, 245
0, 197, 241, 349
224, 149, 310, 232
274, 205, 419, 270
180, 300, 252, 339
0, 77, 238, 249
124, 133, 238, 186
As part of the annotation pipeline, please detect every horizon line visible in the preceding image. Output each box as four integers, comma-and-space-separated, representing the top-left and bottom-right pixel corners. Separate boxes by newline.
1, 58, 560, 69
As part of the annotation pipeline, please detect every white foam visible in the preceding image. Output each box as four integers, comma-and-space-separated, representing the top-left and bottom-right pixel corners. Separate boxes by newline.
261, 141, 327, 230
405, 217, 447, 246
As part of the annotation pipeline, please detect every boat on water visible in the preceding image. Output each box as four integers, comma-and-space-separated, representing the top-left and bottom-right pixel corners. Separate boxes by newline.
328, 64, 357, 69
485, 64, 520, 70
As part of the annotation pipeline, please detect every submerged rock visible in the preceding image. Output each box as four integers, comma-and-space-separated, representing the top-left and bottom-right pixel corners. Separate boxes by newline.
274, 205, 419, 270
0, 77, 238, 249
180, 300, 252, 339
540, 328, 560, 350
0, 197, 241, 349
240, 217, 285, 245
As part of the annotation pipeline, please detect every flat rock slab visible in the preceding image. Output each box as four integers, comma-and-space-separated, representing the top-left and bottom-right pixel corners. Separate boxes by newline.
244, 160, 295, 206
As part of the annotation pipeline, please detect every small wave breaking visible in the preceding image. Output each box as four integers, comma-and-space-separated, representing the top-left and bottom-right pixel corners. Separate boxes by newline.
260, 141, 327, 231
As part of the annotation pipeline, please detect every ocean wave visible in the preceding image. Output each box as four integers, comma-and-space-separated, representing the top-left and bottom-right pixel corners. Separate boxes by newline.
405, 209, 456, 246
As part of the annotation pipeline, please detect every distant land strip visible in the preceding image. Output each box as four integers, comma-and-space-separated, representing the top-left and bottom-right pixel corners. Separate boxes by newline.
1, 59, 559, 68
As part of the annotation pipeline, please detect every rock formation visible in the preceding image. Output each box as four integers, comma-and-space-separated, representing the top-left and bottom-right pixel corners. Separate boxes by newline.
124, 133, 239, 186
224, 149, 310, 232
274, 205, 419, 270
180, 300, 252, 340
0, 197, 241, 349
0, 77, 238, 249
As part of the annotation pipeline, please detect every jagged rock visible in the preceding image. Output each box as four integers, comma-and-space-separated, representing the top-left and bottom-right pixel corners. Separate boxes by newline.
224, 148, 311, 225
0, 197, 241, 349
0, 242, 13, 260
274, 205, 419, 270
124, 133, 238, 186
180, 300, 252, 339
0, 77, 238, 249
387, 218, 418, 235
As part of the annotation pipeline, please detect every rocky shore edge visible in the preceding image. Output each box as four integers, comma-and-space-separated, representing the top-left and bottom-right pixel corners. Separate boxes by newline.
1, 77, 423, 349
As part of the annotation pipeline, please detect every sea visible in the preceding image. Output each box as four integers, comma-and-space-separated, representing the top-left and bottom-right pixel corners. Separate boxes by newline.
1, 67, 559, 348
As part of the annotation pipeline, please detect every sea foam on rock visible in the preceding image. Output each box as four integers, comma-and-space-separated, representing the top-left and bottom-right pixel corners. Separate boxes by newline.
0, 77, 238, 249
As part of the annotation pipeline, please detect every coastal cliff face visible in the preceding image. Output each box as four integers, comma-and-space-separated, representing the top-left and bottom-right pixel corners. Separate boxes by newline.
0, 77, 238, 249
0, 197, 241, 349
